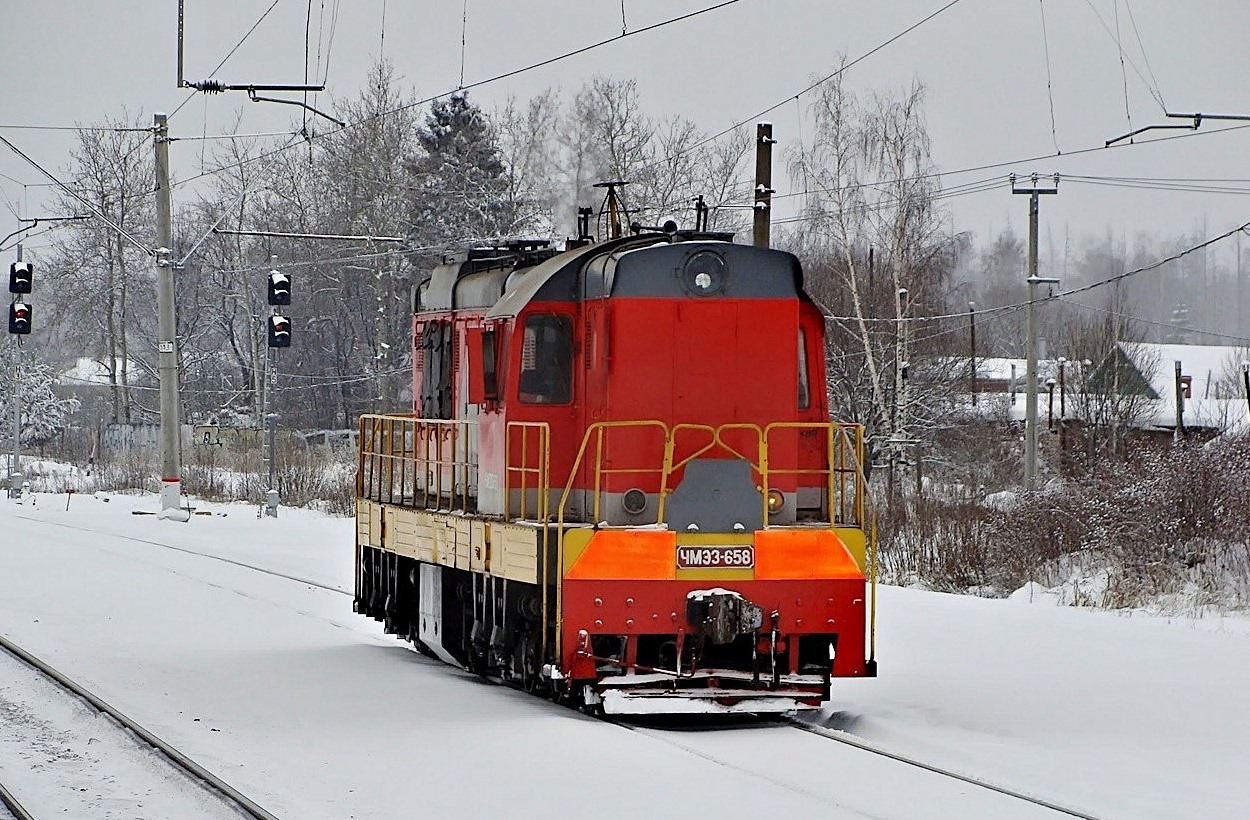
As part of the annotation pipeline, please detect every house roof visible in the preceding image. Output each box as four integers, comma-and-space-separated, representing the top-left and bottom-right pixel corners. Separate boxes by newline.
1117, 342, 1250, 431
58, 358, 145, 386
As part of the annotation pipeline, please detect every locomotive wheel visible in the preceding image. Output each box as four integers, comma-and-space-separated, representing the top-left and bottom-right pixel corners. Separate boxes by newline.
517, 634, 542, 694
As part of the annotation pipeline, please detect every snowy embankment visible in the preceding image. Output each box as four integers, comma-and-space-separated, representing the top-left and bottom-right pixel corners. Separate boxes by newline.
1, 490, 1248, 819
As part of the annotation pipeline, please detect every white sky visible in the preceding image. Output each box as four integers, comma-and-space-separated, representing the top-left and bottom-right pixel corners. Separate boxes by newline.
2, 1, 1249, 261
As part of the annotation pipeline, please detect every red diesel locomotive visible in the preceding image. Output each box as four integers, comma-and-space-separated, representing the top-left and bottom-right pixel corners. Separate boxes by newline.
354, 226, 877, 714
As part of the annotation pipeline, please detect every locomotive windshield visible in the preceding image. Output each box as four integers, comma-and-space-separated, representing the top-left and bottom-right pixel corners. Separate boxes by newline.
519, 313, 573, 404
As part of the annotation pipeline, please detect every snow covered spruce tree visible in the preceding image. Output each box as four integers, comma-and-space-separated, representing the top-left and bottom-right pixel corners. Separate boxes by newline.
0, 344, 80, 448
407, 92, 519, 249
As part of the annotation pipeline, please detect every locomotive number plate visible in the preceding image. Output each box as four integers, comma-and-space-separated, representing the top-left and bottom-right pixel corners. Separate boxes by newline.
676, 545, 755, 569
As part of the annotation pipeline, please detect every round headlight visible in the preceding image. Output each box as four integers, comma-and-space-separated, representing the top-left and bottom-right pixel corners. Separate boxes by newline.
766, 489, 785, 515
682, 251, 726, 295
622, 488, 648, 515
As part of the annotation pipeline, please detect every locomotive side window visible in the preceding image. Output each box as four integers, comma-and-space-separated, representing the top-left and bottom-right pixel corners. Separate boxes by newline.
419, 319, 455, 419
481, 329, 499, 401
798, 327, 811, 409
518, 314, 572, 404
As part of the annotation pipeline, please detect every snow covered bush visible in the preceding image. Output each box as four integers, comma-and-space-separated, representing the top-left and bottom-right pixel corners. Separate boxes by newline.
0, 344, 80, 448
981, 436, 1250, 611
879, 434, 1250, 612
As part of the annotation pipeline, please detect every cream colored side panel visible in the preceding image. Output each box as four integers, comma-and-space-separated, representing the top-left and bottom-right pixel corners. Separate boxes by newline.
454, 519, 471, 570
470, 520, 489, 573
363, 505, 537, 585
355, 499, 373, 547
434, 518, 457, 568
413, 516, 436, 563
386, 508, 422, 561
369, 502, 383, 548
498, 524, 539, 584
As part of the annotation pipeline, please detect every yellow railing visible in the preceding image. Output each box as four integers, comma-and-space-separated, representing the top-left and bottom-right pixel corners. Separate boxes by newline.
357, 415, 476, 511
357, 414, 876, 667
503, 422, 551, 521
358, 414, 867, 529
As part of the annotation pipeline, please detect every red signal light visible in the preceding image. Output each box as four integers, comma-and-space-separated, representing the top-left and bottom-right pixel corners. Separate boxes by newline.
267, 313, 291, 348
8, 301, 31, 334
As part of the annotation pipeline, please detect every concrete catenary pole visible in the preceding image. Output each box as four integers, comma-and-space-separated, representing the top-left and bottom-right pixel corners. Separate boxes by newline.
753, 122, 774, 249
1012, 173, 1058, 491
154, 113, 185, 519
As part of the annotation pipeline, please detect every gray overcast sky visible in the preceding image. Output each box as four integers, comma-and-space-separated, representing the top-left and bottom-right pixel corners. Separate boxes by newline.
2, 1, 1249, 260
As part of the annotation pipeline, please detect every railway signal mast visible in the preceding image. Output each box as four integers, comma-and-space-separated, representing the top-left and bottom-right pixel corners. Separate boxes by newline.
262, 257, 292, 518
7, 253, 32, 496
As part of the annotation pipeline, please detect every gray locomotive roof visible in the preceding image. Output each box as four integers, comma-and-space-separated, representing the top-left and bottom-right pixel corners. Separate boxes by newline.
484, 235, 665, 320
484, 234, 802, 319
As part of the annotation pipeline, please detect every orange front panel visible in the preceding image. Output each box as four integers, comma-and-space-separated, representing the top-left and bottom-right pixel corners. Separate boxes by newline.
564, 529, 678, 581
754, 529, 864, 580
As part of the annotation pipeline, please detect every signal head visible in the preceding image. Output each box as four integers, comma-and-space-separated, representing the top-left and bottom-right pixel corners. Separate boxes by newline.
267, 313, 291, 348
267, 270, 291, 306
8, 301, 32, 335
9, 261, 33, 294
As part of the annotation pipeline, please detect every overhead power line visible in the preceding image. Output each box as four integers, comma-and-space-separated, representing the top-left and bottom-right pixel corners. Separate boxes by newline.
821, 220, 1250, 327
0, 134, 152, 256
659, 0, 965, 167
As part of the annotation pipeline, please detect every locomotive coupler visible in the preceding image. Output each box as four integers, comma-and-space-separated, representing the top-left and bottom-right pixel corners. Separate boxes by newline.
685, 588, 765, 645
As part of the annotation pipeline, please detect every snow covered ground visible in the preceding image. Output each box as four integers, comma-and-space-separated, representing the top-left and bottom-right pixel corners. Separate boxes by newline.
1, 490, 1248, 819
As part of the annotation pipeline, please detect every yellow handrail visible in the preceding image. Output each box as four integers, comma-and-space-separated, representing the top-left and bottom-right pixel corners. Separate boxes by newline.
356, 415, 476, 512
357, 413, 877, 670
504, 422, 551, 521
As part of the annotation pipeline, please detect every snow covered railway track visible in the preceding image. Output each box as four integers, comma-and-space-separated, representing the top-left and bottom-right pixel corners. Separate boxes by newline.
0, 633, 281, 820
782, 717, 1104, 820
12, 515, 349, 596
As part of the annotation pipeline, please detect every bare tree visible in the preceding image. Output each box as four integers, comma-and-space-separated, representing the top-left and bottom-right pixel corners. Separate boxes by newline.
495, 89, 563, 237
787, 69, 961, 476
41, 112, 155, 423
1060, 282, 1158, 467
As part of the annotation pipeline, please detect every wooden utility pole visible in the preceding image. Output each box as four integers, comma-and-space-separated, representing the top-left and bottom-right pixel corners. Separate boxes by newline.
1012, 173, 1059, 491
154, 113, 186, 520
753, 122, 774, 248
1174, 360, 1186, 442
969, 301, 978, 406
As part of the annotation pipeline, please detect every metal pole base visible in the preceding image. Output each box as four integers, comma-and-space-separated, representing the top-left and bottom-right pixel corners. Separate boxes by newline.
263, 488, 280, 518
158, 479, 190, 522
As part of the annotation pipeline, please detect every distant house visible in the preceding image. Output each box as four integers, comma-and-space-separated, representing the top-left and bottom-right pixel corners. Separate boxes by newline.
55, 357, 158, 452
1089, 342, 1250, 434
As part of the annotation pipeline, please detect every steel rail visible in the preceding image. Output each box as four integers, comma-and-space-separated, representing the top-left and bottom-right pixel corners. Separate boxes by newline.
0, 779, 36, 820
11, 514, 348, 596
783, 717, 1104, 820
0, 633, 282, 820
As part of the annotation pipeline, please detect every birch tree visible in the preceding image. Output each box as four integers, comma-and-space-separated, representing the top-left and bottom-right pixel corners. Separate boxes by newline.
789, 71, 960, 471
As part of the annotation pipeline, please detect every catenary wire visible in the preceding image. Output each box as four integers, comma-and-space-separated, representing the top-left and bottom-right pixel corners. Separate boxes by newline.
1057, 296, 1250, 347
654, 0, 965, 167
1038, 0, 1061, 154
1079, 0, 1166, 111
1123, 0, 1165, 109
820, 221, 1250, 326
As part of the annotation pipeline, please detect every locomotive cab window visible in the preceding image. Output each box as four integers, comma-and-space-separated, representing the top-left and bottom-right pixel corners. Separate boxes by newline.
518, 314, 573, 404
798, 327, 811, 409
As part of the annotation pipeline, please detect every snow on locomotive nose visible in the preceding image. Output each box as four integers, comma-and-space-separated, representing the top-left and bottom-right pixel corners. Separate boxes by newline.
354, 228, 877, 714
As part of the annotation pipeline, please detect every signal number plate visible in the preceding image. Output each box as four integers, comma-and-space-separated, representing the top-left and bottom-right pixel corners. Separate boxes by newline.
676, 545, 755, 569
